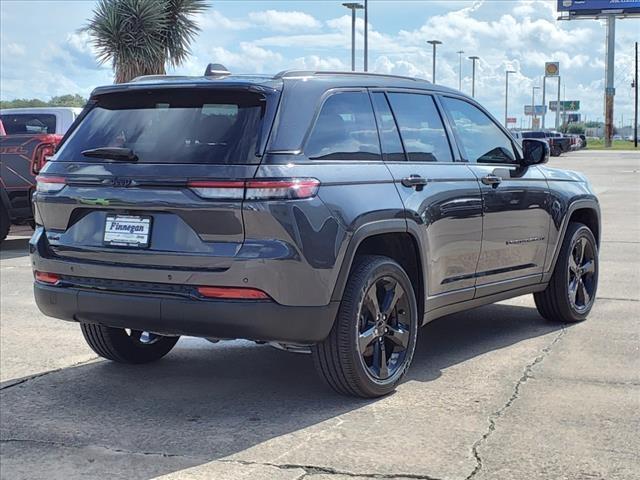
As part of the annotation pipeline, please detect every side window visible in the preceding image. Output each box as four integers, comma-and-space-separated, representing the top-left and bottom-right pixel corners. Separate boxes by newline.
371, 92, 406, 161
305, 91, 381, 161
386, 93, 452, 162
441, 97, 516, 164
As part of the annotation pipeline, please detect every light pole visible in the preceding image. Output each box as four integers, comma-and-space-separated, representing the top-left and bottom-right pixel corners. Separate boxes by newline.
469, 56, 480, 97
531, 85, 540, 129
427, 40, 442, 84
342, 3, 364, 72
364, 0, 368, 71
505, 70, 516, 128
457, 50, 464, 90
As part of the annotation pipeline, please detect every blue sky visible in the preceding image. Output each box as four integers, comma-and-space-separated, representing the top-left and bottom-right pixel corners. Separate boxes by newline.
1, 0, 638, 127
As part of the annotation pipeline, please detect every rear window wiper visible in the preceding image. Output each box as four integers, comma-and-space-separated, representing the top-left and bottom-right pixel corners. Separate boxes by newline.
81, 147, 138, 162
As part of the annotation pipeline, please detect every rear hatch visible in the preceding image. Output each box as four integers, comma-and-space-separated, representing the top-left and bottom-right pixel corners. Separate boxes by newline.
35, 83, 280, 269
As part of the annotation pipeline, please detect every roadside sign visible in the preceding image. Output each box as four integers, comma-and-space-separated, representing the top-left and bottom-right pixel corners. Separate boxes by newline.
507, 117, 517, 125
564, 113, 582, 123
558, 0, 640, 16
524, 105, 547, 116
549, 100, 580, 112
545, 62, 560, 76
532, 118, 541, 129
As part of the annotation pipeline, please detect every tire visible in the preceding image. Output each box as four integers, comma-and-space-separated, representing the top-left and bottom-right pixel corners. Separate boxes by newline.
0, 206, 10, 244
534, 222, 598, 323
312, 255, 419, 398
80, 323, 179, 364
551, 145, 561, 157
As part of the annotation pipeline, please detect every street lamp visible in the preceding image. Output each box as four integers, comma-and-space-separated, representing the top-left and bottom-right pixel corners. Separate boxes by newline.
468, 56, 480, 97
505, 70, 516, 128
427, 40, 442, 84
531, 85, 540, 129
456, 50, 464, 91
342, 3, 364, 72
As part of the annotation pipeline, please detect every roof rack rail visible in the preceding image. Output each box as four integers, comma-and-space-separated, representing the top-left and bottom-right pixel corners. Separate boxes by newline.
273, 70, 426, 82
130, 74, 189, 83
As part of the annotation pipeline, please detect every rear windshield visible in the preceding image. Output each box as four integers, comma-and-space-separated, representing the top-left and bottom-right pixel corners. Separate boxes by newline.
54, 89, 267, 164
521, 131, 545, 139
0, 113, 56, 135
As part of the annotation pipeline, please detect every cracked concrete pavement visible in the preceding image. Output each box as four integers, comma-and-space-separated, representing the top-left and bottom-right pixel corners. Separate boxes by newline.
1, 151, 639, 479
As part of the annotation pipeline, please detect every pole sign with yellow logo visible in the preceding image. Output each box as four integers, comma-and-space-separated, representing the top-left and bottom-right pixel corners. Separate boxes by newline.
545, 62, 560, 77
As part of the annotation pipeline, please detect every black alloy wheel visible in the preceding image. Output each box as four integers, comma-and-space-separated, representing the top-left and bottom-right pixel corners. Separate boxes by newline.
357, 276, 412, 381
567, 235, 597, 314
534, 222, 598, 323
313, 255, 418, 398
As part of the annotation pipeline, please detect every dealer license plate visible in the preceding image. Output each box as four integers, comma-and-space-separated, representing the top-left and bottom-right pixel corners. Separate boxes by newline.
103, 215, 152, 248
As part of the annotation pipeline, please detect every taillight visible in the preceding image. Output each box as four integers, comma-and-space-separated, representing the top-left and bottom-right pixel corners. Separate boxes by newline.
196, 286, 270, 300
245, 179, 320, 200
35, 271, 61, 285
32, 143, 56, 174
187, 180, 245, 200
187, 178, 319, 200
36, 176, 66, 193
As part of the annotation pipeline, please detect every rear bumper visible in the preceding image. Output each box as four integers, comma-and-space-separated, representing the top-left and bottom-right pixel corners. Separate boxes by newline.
34, 283, 338, 344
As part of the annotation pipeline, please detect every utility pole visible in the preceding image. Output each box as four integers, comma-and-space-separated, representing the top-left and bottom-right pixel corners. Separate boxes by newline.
604, 15, 616, 147
635, 41, 638, 148
364, 0, 368, 72
469, 56, 480, 98
457, 50, 464, 90
427, 40, 442, 83
532, 85, 540, 129
505, 70, 516, 127
555, 76, 561, 131
542, 75, 547, 129
342, 3, 364, 72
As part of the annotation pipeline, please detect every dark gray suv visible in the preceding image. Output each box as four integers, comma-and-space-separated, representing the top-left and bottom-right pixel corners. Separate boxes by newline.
31, 67, 600, 398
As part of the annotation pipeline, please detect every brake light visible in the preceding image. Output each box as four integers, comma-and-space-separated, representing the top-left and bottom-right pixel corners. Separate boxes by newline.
36, 176, 66, 193
187, 180, 245, 200
196, 286, 270, 300
187, 178, 320, 200
35, 271, 61, 285
245, 179, 320, 200
32, 143, 56, 174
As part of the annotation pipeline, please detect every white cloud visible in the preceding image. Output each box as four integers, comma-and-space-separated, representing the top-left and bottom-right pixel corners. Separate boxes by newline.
196, 10, 250, 30
206, 43, 283, 73
248, 10, 321, 32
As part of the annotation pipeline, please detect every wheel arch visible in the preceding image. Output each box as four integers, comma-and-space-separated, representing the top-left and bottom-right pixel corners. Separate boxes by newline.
545, 198, 601, 281
331, 220, 426, 318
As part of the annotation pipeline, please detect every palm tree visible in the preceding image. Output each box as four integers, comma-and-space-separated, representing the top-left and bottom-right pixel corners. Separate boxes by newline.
83, 0, 208, 84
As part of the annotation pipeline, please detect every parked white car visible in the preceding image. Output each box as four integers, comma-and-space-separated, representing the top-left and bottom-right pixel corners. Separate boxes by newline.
0, 107, 82, 136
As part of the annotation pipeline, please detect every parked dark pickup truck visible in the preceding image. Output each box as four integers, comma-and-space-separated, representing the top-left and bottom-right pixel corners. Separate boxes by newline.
0, 107, 80, 242
521, 131, 570, 157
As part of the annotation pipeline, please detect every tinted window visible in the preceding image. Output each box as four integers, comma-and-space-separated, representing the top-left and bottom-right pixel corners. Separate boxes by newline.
0, 114, 56, 134
387, 93, 452, 162
54, 89, 266, 164
522, 131, 545, 139
442, 97, 516, 164
306, 91, 380, 161
371, 92, 405, 162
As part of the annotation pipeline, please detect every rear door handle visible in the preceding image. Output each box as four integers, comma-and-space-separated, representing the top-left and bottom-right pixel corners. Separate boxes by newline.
401, 175, 429, 189
481, 174, 502, 186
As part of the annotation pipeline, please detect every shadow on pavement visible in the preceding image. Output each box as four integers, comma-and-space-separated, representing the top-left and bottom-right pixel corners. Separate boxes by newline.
0, 303, 564, 479
0, 237, 30, 261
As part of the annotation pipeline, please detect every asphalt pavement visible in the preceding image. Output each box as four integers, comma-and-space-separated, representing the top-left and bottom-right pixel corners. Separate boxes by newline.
1, 150, 638, 480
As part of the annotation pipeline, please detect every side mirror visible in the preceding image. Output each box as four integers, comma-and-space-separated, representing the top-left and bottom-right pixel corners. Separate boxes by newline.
521, 138, 549, 166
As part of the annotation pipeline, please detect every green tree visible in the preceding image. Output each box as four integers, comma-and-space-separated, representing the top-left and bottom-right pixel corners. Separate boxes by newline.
83, 0, 208, 84
1, 95, 87, 109
567, 124, 585, 134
